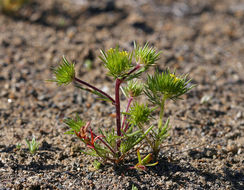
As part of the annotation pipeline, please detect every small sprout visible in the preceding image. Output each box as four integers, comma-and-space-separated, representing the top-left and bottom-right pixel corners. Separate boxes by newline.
92, 160, 102, 170
51, 56, 75, 85
16, 143, 21, 150
130, 149, 158, 171
25, 137, 39, 154
200, 94, 212, 104
84, 59, 93, 70
120, 125, 153, 154
153, 118, 171, 156
131, 185, 138, 190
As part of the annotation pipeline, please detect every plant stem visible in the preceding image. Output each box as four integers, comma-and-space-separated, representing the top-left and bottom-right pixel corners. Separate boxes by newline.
158, 96, 167, 129
154, 95, 167, 158
138, 124, 154, 150
115, 78, 122, 155
96, 136, 116, 156
123, 122, 130, 133
121, 96, 133, 130
115, 78, 122, 137
74, 77, 115, 104
122, 64, 141, 80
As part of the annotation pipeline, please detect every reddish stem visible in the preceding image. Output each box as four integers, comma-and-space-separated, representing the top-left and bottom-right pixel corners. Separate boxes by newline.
124, 122, 130, 133
74, 77, 115, 104
115, 78, 122, 137
115, 64, 141, 151
88, 130, 116, 156
96, 136, 116, 156
121, 96, 133, 130
122, 64, 141, 80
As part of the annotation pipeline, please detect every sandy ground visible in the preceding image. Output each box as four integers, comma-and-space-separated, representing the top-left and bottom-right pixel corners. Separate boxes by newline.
0, 0, 243, 189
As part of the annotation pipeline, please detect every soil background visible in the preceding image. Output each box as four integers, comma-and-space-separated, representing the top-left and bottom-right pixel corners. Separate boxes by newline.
0, 0, 244, 189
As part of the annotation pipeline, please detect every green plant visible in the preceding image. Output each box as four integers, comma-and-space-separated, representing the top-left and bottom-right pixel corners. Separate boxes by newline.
84, 59, 93, 70
92, 160, 102, 170
25, 137, 39, 154
130, 149, 158, 171
144, 70, 194, 158
51, 42, 194, 165
131, 184, 138, 190
16, 143, 21, 150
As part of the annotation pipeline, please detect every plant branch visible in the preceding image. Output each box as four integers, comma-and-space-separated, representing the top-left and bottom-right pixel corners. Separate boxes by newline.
138, 124, 154, 149
122, 96, 133, 130
158, 95, 167, 129
74, 77, 115, 104
96, 136, 116, 156
122, 64, 141, 80
124, 122, 130, 133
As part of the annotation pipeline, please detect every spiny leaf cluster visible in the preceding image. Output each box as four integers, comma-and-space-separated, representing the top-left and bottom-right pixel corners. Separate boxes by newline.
100, 47, 133, 79
64, 115, 86, 135
144, 69, 194, 104
121, 80, 143, 98
51, 56, 75, 86
99, 43, 161, 80
134, 42, 161, 69
127, 102, 153, 126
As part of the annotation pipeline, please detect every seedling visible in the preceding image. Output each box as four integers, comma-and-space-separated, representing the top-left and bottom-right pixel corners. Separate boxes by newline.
131, 185, 138, 190
25, 137, 39, 154
130, 149, 158, 171
51, 42, 194, 164
84, 59, 93, 70
16, 143, 21, 150
92, 160, 102, 170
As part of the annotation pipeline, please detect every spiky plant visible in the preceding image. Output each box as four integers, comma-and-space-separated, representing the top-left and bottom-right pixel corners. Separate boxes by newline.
50, 42, 195, 165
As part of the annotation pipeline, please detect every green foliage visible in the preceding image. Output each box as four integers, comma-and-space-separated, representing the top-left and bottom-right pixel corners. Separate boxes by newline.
16, 143, 21, 150
99, 129, 118, 150
92, 160, 102, 170
134, 42, 161, 69
99, 47, 133, 79
64, 114, 86, 135
121, 80, 143, 98
51, 56, 75, 86
131, 149, 158, 171
151, 118, 170, 155
144, 69, 194, 105
87, 143, 110, 159
25, 137, 39, 154
131, 185, 138, 190
120, 126, 153, 154
127, 102, 153, 126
